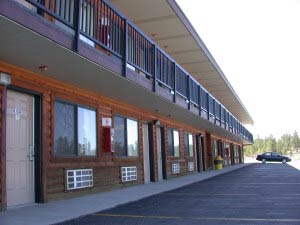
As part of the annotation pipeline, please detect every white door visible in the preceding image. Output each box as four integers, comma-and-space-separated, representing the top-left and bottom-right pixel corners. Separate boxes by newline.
156, 127, 163, 181
143, 123, 150, 184
6, 90, 34, 206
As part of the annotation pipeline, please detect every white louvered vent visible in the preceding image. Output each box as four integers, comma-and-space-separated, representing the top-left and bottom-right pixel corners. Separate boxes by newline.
172, 163, 180, 174
66, 169, 93, 190
121, 166, 137, 182
188, 162, 195, 172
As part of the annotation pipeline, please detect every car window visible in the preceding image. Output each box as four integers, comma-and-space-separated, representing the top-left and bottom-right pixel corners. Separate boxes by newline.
272, 152, 279, 157
265, 152, 271, 156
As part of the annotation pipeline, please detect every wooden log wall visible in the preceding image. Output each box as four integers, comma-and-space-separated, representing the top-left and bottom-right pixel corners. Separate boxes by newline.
0, 61, 202, 203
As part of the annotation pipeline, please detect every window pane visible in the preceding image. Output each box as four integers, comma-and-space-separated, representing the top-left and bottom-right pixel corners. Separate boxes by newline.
54, 101, 76, 156
184, 133, 189, 156
78, 107, 97, 156
189, 134, 194, 157
173, 130, 180, 157
114, 116, 126, 157
168, 129, 174, 156
127, 119, 138, 156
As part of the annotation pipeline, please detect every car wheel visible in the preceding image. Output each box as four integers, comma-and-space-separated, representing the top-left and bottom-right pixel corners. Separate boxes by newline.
262, 159, 266, 164
282, 159, 286, 164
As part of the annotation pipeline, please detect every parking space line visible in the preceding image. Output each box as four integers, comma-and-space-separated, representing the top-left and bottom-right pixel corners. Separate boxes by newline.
93, 214, 300, 222
218, 183, 300, 185
93, 214, 181, 220
163, 193, 258, 196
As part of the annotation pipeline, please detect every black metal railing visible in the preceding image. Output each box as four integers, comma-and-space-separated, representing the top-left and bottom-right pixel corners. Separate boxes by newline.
16, 0, 253, 143
200, 87, 208, 112
190, 78, 199, 105
156, 49, 174, 89
127, 24, 153, 76
175, 66, 188, 98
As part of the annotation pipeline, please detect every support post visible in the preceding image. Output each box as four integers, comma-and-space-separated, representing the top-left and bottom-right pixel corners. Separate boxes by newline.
152, 44, 157, 92
187, 76, 190, 110
123, 19, 128, 77
73, 0, 81, 52
173, 62, 176, 103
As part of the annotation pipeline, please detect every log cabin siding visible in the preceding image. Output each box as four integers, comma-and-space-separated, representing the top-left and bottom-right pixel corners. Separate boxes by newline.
0, 61, 200, 203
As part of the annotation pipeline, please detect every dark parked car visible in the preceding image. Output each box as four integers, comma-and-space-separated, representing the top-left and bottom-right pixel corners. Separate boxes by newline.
256, 152, 291, 163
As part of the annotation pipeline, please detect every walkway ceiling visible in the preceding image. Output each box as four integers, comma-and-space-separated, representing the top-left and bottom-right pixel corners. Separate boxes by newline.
110, 0, 254, 125
0, 15, 251, 144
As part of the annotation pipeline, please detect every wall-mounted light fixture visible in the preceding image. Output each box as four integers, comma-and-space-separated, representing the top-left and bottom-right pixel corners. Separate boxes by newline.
153, 120, 161, 126
0, 72, 11, 86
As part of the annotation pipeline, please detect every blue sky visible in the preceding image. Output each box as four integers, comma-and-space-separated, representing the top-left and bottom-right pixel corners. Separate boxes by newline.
177, 0, 300, 139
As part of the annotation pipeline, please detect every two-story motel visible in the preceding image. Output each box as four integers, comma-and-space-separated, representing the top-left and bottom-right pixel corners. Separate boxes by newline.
0, 0, 253, 210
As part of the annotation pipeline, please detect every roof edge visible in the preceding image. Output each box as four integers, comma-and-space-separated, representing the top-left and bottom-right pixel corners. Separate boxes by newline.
167, 0, 254, 125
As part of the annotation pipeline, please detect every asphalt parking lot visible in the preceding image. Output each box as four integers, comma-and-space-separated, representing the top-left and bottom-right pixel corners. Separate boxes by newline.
55, 163, 300, 225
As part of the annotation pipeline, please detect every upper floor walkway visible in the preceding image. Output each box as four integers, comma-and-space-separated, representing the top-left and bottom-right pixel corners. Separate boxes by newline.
0, 0, 253, 143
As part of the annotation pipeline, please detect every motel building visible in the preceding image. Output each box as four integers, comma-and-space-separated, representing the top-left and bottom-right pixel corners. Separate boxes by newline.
0, 0, 253, 210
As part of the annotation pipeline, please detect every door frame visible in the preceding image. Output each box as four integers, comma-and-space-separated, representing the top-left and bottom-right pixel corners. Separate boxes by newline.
160, 127, 167, 179
200, 135, 206, 171
230, 144, 234, 165
3, 86, 43, 209
148, 124, 155, 182
142, 123, 150, 183
156, 126, 163, 181
196, 134, 201, 173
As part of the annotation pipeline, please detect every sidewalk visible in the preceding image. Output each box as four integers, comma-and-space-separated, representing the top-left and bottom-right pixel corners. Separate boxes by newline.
0, 163, 252, 225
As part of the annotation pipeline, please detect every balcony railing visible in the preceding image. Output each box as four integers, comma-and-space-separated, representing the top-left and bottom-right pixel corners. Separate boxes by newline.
12, 0, 253, 143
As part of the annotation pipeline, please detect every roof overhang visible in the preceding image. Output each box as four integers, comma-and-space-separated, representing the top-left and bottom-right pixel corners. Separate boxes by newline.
110, 0, 254, 125
0, 14, 252, 144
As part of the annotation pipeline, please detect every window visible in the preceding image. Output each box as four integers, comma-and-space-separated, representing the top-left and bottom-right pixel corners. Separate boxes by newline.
168, 129, 180, 157
114, 115, 138, 157
66, 169, 93, 190
188, 162, 195, 172
172, 163, 180, 174
121, 166, 137, 182
54, 100, 97, 156
78, 107, 97, 156
184, 133, 194, 157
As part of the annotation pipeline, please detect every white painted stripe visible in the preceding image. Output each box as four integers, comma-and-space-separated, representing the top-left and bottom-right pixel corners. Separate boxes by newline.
94, 214, 300, 222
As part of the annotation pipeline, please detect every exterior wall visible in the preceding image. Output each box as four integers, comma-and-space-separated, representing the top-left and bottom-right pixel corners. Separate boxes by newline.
163, 127, 197, 178
0, 61, 201, 205
209, 135, 243, 168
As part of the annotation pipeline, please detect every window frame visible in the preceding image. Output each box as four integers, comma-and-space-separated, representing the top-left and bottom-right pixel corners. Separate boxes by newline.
113, 114, 139, 157
184, 133, 194, 157
168, 128, 180, 157
54, 99, 98, 158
